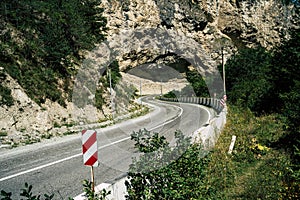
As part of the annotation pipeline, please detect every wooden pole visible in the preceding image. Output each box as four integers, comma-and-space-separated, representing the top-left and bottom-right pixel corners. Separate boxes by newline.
222, 47, 226, 95
91, 166, 95, 192
109, 68, 114, 119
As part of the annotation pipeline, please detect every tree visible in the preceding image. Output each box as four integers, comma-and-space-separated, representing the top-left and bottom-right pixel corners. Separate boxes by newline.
107, 60, 122, 88
224, 47, 273, 113
185, 70, 209, 97
80, 0, 108, 42
271, 29, 300, 170
272, 29, 300, 127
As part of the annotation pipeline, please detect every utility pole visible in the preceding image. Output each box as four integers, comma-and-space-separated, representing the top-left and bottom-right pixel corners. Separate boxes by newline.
158, 65, 163, 97
140, 80, 142, 96
109, 68, 114, 119
160, 80, 162, 96
222, 47, 226, 96
140, 80, 142, 105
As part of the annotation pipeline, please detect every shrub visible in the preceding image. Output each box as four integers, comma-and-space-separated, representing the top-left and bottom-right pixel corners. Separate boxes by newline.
0, 131, 8, 137
0, 180, 111, 200
126, 129, 209, 199
0, 182, 54, 200
0, 84, 14, 107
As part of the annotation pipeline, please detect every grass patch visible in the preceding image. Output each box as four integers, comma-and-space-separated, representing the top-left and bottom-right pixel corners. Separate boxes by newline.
200, 105, 299, 199
41, 133, 53, 140
63, 131, 76, 136
129, 106, 150, 119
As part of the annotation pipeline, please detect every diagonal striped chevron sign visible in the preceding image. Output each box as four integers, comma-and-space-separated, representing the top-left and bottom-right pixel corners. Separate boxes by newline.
81, 130, 98, 167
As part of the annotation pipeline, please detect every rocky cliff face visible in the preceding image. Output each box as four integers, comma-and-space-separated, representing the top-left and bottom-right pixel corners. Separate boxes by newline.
1, 0, 299, 147
102, 0, 299, 64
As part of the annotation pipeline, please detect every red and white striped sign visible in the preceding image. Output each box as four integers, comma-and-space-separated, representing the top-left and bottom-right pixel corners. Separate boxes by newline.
82, 130, 98, 167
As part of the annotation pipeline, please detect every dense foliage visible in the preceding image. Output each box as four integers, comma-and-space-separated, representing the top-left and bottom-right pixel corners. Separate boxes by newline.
272, 30, 300, 129
225, 28, 300, 151
224, 47, 273, 113
225, 29, 299, 116
0, 0, 107, 106
185, 70, 209, 97
0, 70, 13, 106
0, 180, 110, 200
126, 129, 209, 199
163, 69, 209, 99
106, 60, 122, 89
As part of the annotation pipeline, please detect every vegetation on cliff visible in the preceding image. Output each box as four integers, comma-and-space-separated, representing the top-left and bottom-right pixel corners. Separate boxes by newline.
0, 0, 107, 106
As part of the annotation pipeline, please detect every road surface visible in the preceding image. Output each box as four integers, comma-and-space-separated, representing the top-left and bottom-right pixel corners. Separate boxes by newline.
0, 96, 210, 199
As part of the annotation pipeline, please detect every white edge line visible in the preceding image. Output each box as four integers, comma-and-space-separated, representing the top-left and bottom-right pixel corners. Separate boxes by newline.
0, 153, 81, 182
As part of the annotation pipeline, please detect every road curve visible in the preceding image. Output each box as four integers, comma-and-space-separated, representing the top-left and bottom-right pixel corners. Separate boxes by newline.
0, 96, 209, 199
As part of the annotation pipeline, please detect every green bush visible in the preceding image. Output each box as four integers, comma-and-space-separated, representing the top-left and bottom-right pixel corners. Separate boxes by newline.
163, 90, 177, 98
0, 180, 111, 200
224, 47, 273, 113
126, 129, 209, 199
108, 60, 122, 89
82, 180, 111, 200
185, 70, 209, 97
0, 84, 14, 107
0, 182, 54, 200
0, 131, 8, 137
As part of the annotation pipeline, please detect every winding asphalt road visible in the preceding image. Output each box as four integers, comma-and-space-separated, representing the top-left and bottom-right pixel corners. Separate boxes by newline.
0, 97, 210, 199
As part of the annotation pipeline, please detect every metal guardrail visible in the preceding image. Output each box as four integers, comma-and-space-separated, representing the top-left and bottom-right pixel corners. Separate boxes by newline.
159, 96, 224, 113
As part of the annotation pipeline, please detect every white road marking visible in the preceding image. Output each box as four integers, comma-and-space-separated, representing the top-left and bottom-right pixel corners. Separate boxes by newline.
0, 154, 81, 182
0, 102, 183, 183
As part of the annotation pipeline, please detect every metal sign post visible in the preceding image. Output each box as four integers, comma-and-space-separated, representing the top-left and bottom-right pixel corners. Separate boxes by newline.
91, 166, 95, 192
82, 130, 98, 192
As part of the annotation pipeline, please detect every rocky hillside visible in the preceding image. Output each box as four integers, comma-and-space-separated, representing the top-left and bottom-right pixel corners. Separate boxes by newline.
0, 0, 299, 147
102, 0, 299, 66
